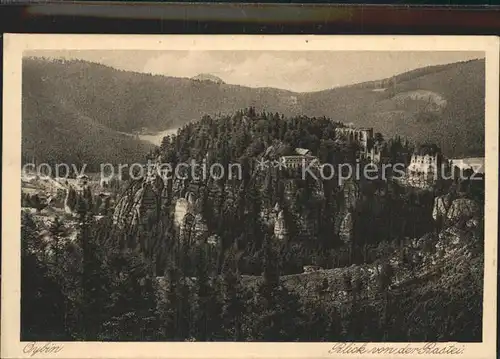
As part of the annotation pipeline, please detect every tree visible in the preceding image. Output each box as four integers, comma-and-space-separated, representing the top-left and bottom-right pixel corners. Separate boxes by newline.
65, 186, 78, 213
75, 193, 89, 218
193, 245, 222, 341
220, 250, 249, 340
377, 262, 394, 340
49, 216, 65, 267
160, 265, 180, 339
249, 234, 305, 341
77, 214, 112, 339
83, 186, 94, 213
160, 255, 192, 341
31, 194, 48, 213
101, 248, 159, 341
21, 212, 68, 340
374, 132, 384, 145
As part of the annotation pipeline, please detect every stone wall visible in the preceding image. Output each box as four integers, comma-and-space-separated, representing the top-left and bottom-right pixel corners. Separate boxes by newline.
335, 127, 373, 149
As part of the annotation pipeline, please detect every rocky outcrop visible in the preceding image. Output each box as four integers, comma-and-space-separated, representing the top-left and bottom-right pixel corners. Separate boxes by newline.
191, 73, 225, 85
332, 180, 362, 241
112, 173, 166, 235
342, 181, 360, 211
260, 203, 280, 229
274, 210, 288, 239
113, 158, 210, 243
192, 214, 209, 242
242, 220, 482, 307
173, 190, 209, 243
432, 193, 453, 221
174, 198, 189, 227
207, 234, 221, 246
113, 181, 145, 233
432, 192, 482, 228
339, 211, 354, 244
446, 198, 481, 225
400, 172, 435, 190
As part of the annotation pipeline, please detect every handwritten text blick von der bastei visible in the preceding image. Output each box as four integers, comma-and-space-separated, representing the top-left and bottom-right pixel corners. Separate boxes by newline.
329, 342, 466, 355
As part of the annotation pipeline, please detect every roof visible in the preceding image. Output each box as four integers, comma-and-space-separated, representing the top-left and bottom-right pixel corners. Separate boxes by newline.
281, 155, 316, 160
294, 148, 311, 156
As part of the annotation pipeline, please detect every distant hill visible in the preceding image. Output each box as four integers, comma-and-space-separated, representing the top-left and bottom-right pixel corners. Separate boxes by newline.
301, 59, 485, 158
191, 73, 225, 85
22, 59, 155, 171
23, 58, 298, 134
22, 57, 484, 162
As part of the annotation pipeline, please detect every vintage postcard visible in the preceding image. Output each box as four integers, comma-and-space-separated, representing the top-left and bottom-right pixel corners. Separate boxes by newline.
2, 34, 499, 359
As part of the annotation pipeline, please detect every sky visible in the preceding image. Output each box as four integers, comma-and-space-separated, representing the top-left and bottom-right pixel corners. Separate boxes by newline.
27, 50, 484, 92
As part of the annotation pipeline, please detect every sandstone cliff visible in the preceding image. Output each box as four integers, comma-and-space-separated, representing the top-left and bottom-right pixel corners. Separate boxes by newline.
432, 194, 481, 227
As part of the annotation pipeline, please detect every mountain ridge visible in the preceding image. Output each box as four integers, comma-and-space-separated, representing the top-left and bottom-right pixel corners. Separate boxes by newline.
22, 57, 485, 164
191, 73, 226, 84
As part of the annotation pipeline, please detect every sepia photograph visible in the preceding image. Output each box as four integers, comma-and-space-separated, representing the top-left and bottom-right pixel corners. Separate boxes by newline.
2, 35, 498, 359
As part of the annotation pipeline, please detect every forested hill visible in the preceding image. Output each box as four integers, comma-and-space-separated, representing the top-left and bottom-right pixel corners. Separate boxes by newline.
22, 57, 299, 133
23, 57, 484, 164
22, 59, 156, 170
301, 59, 485, 158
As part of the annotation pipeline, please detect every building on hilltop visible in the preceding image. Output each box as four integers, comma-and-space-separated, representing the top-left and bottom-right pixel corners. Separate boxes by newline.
334, 126, 382, 163
279, 148, 319, 170
404, 144, 444, 189
407, 154, 440, 176
294, 148, 312, 156
407, 144, 442, 176
335, 127, 373, 149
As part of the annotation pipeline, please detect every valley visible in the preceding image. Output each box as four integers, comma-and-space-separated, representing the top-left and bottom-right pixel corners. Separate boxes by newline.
20, 54, 486, 343
22, 56, 485, 169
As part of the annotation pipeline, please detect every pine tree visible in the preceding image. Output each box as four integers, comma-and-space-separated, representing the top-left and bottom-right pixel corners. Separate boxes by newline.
101, 248, 159, 341
193, 245, 222, 341
66, 186, 78, 212
377, 262, 394, 340
83, 186, 93, 213
251, 234, 305, 341
75, 193, 88, 219
76, 213, 112, 340
161, 265, 180, 339
49, 216, 65, 267
21, 212, 68, 340
220, 250, 248, 340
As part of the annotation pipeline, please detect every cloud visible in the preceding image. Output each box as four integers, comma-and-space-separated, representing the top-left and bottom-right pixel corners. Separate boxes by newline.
30, 50, 484, 93
143, 52, 227, 79
142, 51, 329, 92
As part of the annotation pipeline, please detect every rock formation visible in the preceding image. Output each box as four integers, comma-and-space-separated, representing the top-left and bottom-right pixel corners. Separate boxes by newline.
339, 211, 354, 244
446, 198, 481, 225
432, 193, 453, 221
173, 190, 209, 243
112, 173, 166, 236
174, 198, 189, 227
432, 193, 481, 228
260, 203, 280, 229
342, 180, 360, 211
274, 210, 288, 240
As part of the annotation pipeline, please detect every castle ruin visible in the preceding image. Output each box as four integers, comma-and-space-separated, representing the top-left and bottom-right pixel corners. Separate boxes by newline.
404, 144, 444, 189
334, 126, 382, 163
